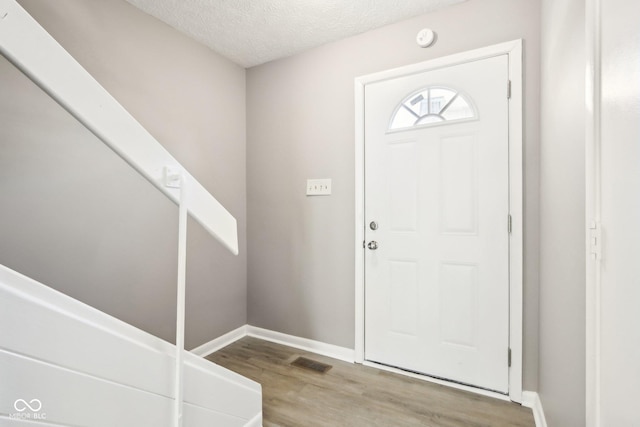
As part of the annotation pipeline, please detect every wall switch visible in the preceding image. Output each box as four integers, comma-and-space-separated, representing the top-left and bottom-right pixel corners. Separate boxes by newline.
306, 178, 332, 196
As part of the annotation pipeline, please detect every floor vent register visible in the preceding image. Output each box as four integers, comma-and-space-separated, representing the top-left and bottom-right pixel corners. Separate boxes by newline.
291, 356, 332, 374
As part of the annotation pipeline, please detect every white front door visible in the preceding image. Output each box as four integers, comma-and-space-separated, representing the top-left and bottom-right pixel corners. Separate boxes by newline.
364, 55, 510, 393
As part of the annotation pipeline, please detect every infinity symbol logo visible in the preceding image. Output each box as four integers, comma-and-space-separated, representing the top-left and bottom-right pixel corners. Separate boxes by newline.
14, 399, 42, 412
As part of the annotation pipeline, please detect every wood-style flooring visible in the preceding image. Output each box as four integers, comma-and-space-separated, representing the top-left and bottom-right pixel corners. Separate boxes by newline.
207, 337, 535, 427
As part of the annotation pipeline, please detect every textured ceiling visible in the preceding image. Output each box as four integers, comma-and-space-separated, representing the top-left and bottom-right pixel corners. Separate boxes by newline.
124, 0, 465, 68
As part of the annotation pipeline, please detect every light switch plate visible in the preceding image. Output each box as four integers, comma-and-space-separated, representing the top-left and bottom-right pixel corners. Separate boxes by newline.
306, 179, 331, 196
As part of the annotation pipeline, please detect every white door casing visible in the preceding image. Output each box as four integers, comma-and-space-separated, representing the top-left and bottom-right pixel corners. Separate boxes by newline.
355, 40, 523, 402
364, 55, 510, 393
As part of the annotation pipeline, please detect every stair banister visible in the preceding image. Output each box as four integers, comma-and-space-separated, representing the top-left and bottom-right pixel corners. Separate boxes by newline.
0, 1, 240, 426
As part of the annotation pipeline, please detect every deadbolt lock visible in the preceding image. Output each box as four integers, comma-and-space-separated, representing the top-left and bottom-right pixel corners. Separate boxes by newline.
369, 221, 378, 230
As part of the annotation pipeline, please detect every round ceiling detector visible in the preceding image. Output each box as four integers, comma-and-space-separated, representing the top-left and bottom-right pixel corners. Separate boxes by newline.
416, 28, 436, 48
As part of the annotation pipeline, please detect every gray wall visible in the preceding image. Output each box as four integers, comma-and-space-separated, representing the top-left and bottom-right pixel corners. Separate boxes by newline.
246, 0, 541, 390
539, 0, 586, 425
0, 0, 247, 349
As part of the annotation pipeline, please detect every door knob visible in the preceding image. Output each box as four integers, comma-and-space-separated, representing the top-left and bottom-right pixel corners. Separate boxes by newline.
367, 241, 378, 250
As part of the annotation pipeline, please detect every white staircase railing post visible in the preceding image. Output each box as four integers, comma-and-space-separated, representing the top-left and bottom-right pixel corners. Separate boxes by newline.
173, 170, 188, 427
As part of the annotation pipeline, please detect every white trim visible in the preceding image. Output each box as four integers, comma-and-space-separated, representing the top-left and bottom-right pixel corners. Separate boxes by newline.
522, 391, 548, 427
190, 325, 248, 358
246, 326, 356, 363
354, 39, 523, 86
507, 39, 525, 404
0, 0, 238, 255
363, 361, 511, 402
585, 0, 602, 426
190, 325, 356, 363
354, 39, 524, 402
354, 81, 366, 364
243, 411, 263, 427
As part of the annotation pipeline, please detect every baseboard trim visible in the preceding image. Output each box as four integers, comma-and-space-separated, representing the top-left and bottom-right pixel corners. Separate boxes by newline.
522, 391, 548, 427
190, 325, 247, 357
246, 325, 355, 363
189, 324, 356, 363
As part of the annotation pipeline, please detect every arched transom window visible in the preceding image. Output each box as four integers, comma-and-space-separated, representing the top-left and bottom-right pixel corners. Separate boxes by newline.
389, 86, 476, 131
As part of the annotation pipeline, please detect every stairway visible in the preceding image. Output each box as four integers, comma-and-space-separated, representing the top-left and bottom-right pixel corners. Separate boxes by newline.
0, 264, 262, 426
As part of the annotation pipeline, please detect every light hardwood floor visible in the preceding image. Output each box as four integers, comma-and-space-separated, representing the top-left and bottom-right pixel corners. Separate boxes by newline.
207, 337, 535, 427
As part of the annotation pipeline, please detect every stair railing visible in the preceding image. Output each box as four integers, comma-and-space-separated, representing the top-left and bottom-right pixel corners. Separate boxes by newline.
0, 1, 238, 426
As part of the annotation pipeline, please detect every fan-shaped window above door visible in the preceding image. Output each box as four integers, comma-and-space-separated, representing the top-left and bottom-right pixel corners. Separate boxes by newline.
389, 86, 476, 131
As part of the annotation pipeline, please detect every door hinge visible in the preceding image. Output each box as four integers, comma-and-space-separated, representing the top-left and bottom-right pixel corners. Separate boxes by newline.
508, 348, 512, 367
589, 221, 601, 260
507, 80, 512, 99
507, 214, 512, 234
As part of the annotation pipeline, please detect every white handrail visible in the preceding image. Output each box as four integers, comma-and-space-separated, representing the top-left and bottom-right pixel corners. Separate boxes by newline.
0, 0, 238, 255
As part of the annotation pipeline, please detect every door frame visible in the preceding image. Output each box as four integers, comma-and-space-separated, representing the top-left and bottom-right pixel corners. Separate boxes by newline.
354, 39, 524, 402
